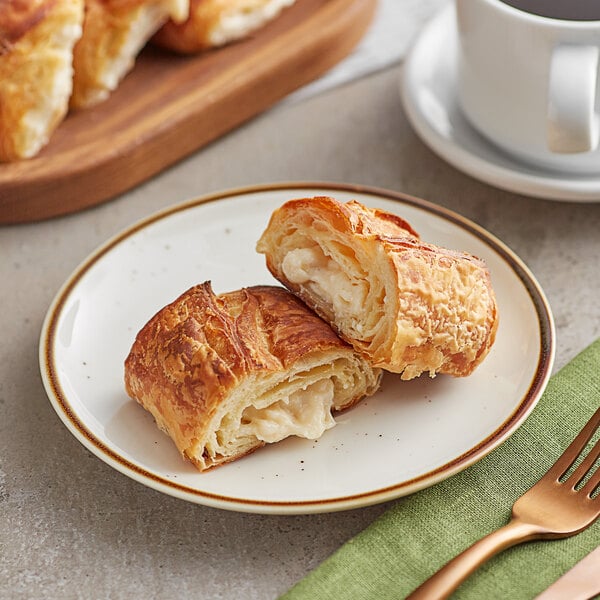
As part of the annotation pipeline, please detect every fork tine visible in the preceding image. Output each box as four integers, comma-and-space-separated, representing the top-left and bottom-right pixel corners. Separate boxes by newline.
572, 436, 600, 488
545, 405, 600, 481
582, 465, 600, 499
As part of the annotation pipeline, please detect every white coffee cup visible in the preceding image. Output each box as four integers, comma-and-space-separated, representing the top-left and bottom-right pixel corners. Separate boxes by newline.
455, 0, 600, 174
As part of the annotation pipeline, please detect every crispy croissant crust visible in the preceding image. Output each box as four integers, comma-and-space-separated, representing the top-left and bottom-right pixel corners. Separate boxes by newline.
0, 0, 54, 46
124, 283, 381, 471
70, 0, 189, 108
256, 197, 499, 379
153, 0, 295, 54
0, 0, 83, 161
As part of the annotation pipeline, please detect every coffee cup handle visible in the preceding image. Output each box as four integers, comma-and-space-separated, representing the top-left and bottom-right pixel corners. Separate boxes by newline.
547, 44, 599, 154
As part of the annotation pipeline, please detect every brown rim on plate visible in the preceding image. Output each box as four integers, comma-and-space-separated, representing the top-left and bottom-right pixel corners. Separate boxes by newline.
39, 182, 555, 513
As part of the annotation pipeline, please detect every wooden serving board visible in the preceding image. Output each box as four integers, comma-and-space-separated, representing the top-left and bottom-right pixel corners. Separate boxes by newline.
0, 0, 376, 223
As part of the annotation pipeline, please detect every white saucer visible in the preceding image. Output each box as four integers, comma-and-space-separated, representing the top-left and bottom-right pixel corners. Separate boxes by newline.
401, 4, 600, 202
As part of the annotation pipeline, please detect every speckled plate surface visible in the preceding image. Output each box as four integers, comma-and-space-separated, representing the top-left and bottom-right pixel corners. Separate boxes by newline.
39, 183, 555, 514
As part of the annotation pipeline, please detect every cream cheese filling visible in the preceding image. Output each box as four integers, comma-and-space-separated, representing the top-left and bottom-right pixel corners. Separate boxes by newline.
238, 378, 335, 443
208, 0, 295, 46
282, 246, 368, 334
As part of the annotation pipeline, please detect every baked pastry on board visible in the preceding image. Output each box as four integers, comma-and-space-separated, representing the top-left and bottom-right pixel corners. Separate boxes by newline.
153, 0, 296, 54
0, 0, 84, 161
71, 0, 189, 108
124, 283, 381, 471
257, 197, 499, 379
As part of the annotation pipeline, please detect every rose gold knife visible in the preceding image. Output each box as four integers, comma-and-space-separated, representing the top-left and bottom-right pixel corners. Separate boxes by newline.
534, 546, 600, 600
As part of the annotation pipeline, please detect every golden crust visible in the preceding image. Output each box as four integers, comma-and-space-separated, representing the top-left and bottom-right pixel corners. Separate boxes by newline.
153, 0, 295, 54
70, 0, 188, 108
0, 0, 54, 48
124, 282, 381, 471
256, 197, 499, 379
0, 0, 83, 161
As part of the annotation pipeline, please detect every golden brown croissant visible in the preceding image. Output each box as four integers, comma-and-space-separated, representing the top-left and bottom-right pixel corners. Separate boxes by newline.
0, 0, 84, 161
124, 283, 381, 471
70, 0, 189, 108
153, 0, 295, 54
256, 197, 499, 380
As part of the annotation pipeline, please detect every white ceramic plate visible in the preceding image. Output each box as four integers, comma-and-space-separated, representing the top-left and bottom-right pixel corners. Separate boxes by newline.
401, 4, 600, 202
40, 184, 555, 514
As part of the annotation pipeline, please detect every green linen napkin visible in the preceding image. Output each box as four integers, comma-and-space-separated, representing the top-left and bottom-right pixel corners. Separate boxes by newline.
282, 339, 600, 600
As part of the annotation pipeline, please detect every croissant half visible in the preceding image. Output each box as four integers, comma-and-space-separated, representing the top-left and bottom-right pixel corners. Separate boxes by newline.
256, 197, 499, 379
124, 283, 381, 471
153, 0, 296, 54
0, 0, 84, 161
70, 0, 189, 108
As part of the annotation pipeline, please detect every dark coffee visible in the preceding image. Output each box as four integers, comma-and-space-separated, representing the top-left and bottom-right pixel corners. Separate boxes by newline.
500, 0, 600, 20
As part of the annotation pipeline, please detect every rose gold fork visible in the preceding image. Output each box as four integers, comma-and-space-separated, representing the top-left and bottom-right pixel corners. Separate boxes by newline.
407, 405, 600, 600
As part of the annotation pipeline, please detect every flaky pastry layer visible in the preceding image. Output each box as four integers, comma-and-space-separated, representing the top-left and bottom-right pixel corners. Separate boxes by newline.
124, 283, 381, 471
0, 0, 84, 161
71, 0, 189, 108
256, 197, 499, 379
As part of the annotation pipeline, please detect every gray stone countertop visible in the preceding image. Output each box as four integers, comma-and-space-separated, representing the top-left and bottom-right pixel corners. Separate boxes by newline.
2, 30, 600, 600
